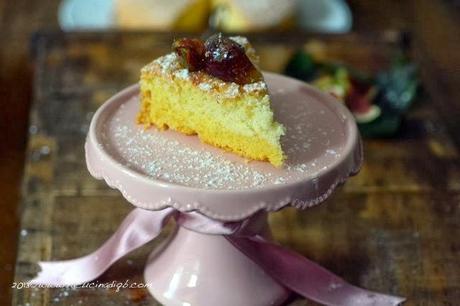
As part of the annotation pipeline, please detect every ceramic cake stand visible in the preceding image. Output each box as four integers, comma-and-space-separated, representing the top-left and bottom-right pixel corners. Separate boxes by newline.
85, 72, 362, 306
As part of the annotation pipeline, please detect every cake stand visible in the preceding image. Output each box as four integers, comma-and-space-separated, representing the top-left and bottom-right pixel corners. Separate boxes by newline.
85, 72, 362, 306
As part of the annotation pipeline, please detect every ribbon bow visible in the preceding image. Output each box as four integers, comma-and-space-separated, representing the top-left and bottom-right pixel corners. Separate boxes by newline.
30, 208, 405, 306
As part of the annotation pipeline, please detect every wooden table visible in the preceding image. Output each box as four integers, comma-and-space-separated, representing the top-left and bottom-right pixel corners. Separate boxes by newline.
11, 32, 460, 306
3, 1, 460, 305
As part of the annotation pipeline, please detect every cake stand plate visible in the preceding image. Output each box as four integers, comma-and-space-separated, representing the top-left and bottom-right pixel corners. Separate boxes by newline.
85, 72, 362, 306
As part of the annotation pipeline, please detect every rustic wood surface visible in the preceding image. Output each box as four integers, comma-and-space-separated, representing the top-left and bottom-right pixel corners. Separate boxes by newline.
2, 1, 460, 305
0, 1, 60, 304
10, 31, 460, 306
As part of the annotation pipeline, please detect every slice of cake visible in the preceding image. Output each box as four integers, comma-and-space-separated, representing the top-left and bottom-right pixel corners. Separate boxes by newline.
138, 34, 285, 166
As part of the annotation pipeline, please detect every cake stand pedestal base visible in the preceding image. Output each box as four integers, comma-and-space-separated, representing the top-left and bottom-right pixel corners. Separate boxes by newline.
144, 214, 290, 306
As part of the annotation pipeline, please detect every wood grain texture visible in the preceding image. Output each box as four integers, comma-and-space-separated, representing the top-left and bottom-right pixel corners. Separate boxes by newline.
2, 1, 460, 305
10, 32, 460, 306
0, 1, 59, 304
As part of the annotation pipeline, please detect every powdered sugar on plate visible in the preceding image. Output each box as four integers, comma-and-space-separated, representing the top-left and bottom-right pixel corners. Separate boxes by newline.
107, 121, 273, 190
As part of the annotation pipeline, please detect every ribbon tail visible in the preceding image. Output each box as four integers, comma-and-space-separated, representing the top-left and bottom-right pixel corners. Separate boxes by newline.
228, 236, 406, 306
29, 207, 175, 286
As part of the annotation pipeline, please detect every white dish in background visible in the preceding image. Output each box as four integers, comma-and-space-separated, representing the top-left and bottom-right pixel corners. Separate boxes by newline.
58, 0, 115, 30
297, 0, 353, 33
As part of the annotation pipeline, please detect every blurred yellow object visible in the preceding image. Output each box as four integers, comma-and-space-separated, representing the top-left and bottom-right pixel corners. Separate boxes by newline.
114, 0, 210, 32
312, 68, 351, 102
211, 0, 296, 32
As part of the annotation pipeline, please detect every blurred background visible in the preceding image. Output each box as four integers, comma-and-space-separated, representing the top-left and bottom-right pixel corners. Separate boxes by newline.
1, 0, 460, 305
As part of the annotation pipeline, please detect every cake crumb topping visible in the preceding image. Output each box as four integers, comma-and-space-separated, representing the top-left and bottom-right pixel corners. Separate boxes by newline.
151, 52, 181, 74
225, 83, 240, 98
243, 81, 267, 92
142, 52, 268, 99
174, 68, 189, 80
198, 83, 212, 91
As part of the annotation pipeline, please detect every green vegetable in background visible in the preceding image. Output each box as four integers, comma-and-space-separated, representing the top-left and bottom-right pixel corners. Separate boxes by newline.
283, 49, 421, 138
284, 50, 316, 81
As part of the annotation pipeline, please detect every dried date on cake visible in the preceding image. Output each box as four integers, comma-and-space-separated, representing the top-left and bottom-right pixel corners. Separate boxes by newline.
173, 38, 206, 71
204, 33, 263, 85
173, 34, 263, 85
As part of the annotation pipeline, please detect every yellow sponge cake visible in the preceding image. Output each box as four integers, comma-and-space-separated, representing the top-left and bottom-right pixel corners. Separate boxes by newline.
138, 34, 285, 166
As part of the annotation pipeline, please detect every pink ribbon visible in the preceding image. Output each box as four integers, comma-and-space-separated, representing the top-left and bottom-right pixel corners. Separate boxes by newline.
29, 208, 405, 306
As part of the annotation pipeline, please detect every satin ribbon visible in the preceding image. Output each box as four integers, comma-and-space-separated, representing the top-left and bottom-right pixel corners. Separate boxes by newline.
29, 208, 405, 306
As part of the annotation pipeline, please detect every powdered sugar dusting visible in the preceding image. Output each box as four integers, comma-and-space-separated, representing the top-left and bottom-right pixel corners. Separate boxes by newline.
198, 83, 212, 91
243, 81, 267, 93
174, 68, 189, 80
151, 52, 181, 74
108, 121, 273, 190
225, 83, 240, 98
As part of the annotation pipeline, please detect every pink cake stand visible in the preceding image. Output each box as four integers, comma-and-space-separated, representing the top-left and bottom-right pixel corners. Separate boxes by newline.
85, 72, 362, 306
